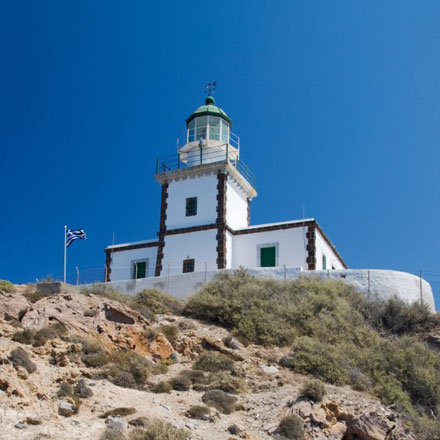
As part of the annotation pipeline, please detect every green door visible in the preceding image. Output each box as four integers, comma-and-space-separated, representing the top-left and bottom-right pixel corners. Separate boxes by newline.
260, 246, 276, 267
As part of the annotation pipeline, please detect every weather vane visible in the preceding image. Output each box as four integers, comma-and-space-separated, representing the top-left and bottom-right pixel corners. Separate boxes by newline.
205, 81, 217, 96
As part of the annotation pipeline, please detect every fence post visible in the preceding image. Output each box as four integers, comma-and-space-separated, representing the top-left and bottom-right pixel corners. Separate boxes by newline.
367, 270, 370, 296
76, 266, 80, 285
205, 262, 208, 283
167, 263, 170, 294
283, 264, 286, 280
420, 269, 423, 305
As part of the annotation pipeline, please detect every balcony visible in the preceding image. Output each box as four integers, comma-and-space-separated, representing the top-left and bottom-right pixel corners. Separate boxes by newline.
155, 145, 257, 190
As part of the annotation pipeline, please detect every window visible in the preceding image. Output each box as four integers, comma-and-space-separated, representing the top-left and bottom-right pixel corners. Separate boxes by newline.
132, 260, 148, 279
195, 116, 207, 141
188, 119, 195, 142
260, 246, 276, 267
221, 119, 229, 142
322, 255, 327, 270
209, 116, 220, 140
186, 197, 197, 216
183, 258, 195, 273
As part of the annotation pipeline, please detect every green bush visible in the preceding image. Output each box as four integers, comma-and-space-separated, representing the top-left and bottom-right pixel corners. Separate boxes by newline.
201, 389, 237, 414
277, 415, 304, 440
129, 419, 189, 440
9, 347, 36, 373
300, 379, 326, 402
192, 351, 234, 373
100, 407, 137, 418
184, 270, 440, 439
0, 280, 15, 293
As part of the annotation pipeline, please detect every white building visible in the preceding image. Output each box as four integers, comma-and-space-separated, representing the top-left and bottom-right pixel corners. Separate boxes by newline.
105, 95, 347, 281
105, 96, 347, 281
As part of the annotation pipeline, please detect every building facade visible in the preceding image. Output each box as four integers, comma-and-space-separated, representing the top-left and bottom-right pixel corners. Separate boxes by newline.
105, 96, 346, 281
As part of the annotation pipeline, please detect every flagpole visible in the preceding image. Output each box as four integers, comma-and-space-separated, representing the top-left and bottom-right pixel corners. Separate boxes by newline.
63, 225, 67, 283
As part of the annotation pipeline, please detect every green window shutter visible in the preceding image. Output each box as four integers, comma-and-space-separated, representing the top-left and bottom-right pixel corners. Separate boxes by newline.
134, 261, 147, 279
260, 247, 276, 267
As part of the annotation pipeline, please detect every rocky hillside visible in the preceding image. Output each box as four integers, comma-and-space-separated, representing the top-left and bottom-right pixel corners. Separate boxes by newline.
0, 275, 438, 440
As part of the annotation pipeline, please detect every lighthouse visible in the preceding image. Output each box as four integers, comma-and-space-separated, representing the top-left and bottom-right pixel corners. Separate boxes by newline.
105, 94, 346, 282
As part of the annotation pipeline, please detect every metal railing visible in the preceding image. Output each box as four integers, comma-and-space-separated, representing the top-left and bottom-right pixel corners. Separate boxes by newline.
156, 146, 257, 189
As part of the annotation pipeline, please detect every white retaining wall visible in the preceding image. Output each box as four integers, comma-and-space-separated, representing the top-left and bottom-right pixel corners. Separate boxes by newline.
82, 267, 435, 312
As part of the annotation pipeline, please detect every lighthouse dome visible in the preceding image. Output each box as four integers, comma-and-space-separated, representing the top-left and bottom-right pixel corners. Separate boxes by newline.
186, 96, 232, 126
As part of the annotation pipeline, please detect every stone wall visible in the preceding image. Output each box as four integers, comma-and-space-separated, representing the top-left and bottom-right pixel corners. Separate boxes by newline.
81, 267, 435, 312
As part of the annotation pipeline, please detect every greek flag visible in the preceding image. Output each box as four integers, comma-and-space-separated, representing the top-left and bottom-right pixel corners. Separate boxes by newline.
66, 228, 86, 248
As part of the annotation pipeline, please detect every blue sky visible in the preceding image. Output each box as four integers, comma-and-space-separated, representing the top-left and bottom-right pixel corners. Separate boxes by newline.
1, 1, 439, 303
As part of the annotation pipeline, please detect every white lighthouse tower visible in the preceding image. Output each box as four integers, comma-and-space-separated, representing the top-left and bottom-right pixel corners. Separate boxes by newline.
154, 94, 257, 276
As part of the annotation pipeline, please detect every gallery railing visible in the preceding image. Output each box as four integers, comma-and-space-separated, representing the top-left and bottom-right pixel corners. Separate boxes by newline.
155, 146, 257, 189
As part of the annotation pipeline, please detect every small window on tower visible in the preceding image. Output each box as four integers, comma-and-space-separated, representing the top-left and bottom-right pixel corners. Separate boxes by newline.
186, 197, 197, 216
183, 259, 195, 273
322, 255, 327, 270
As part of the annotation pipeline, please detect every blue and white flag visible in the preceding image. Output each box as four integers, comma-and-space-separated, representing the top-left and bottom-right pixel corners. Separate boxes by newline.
66, 228, 86, 248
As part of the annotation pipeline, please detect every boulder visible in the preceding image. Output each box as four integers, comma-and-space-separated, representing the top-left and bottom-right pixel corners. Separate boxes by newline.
58, 401, 74, 417
344, 411, 398, 440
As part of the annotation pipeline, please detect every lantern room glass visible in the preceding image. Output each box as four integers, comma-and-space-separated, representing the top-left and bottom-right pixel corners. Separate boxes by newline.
188, 116, 229, 143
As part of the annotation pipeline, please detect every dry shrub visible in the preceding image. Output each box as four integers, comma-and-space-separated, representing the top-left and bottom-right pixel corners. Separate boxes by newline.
104, 351, 159, 389
12, 329, 35, 345
204, 371, 246, 394
277, 415, 304, 440
32, 323, 67, 347
151, 381, 172, 394
81, 284, 129, 304
158, 325, 179, 347
73, 336, 110, 367
100, 407, 137, 418
192, 351, 234, 373
0, 280, 15, 293
9, 347, 36, 373
179, 369, 207, 385
75, 379, 93, 398
131, 289, 183, 316
300, 379, 326, 402
202, 389, 237, 414
128, 418, 189, 440
168, 374, 191, 391
57, 382, 82, 414
24, 289, 52, 304
186, 405, 211, 420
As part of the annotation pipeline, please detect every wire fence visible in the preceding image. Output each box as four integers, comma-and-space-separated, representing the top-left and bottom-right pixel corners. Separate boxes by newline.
33, 266, 440, 311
